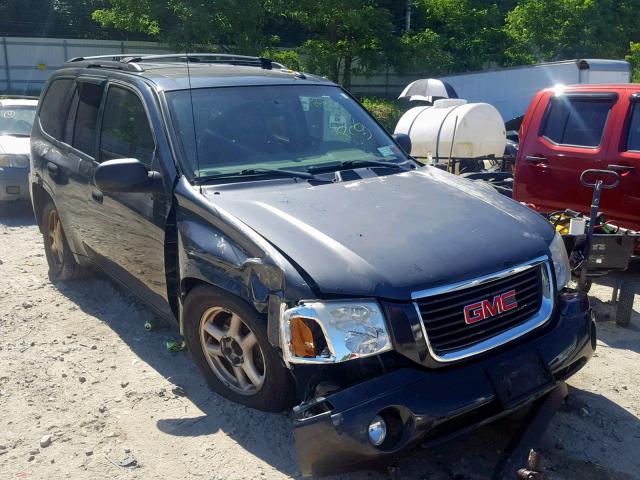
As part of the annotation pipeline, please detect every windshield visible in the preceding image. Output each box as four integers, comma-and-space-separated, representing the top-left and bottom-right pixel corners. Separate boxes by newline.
166, 85, 408, 179
0, 105, 36, 136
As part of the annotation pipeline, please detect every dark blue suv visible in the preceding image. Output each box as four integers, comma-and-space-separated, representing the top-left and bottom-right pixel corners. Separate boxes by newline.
30, 54, 595, 475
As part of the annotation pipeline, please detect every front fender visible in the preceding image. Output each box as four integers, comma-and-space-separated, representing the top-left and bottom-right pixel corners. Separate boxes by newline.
174, 177, 314, 342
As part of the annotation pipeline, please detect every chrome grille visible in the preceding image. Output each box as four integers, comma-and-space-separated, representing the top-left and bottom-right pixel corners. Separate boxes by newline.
413, 258, 553, 362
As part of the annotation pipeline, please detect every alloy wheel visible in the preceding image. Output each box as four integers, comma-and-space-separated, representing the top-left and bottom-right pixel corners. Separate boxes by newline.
199, 306, 266, 395
47, 209, 64, 267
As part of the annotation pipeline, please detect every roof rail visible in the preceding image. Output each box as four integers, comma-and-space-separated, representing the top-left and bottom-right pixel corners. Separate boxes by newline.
67, 54, 146, 62
63, 57, 144, 72
129, 53, 282, 70
65, 53, 283, 71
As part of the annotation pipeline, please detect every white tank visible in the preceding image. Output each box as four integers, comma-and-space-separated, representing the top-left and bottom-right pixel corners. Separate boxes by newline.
394, 99, 506, 160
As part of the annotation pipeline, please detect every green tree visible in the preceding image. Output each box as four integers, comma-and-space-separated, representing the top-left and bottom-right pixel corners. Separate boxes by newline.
413, 0, 507, 71
284, 0, 397, 88
260, 48, 301, 70
626, 42, 640, 82
394, 29, 453, 75
504, 0, 640, 65
93, 0, 275, 53
0, 0, 135, 39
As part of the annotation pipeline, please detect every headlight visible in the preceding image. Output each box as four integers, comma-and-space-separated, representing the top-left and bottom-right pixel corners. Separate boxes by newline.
549, 232, 570, 289
0, 154, 29, 168
282, 300, 392, 364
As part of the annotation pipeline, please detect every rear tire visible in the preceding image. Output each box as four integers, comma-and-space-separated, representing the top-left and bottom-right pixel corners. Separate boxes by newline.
183, 285, 295, 412
615, 278, 637, 328
41, 201, 87, 280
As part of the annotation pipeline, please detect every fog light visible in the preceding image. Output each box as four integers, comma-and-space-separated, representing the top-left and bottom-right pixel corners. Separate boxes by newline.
368, 415, 387, 446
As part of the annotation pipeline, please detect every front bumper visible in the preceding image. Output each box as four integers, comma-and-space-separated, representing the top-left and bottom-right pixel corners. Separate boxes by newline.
293, 291, 594, 476
0, 166, 29, 201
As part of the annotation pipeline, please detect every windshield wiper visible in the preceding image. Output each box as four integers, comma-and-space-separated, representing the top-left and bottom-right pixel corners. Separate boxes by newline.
308, 159, 412, 173
240, 168, 317, 179
196, 167, 325, 184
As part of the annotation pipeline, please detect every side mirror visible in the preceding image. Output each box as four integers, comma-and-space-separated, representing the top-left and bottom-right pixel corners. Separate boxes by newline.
393, 133, 412, 155
94, 158, 157, 193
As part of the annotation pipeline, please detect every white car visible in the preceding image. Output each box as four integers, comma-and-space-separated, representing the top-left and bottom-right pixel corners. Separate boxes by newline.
0, 96, 38, 207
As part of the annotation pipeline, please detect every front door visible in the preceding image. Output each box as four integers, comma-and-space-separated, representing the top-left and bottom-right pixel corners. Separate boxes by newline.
602, 92, 640, 230
514, 92, 618, 214
89, 82, 173, 316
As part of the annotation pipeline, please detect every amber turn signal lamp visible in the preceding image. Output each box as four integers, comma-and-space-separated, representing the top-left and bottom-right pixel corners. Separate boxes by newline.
289, 317, 317, 357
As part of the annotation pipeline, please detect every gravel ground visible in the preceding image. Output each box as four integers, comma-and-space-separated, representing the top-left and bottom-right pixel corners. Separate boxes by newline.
1, 203, 639, 480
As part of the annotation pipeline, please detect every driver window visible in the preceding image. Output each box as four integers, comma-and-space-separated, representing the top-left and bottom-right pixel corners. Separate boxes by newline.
99, 86, 155, 166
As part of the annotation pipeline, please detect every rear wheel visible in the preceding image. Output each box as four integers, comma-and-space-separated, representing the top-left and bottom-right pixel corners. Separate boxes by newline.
183, 285, 295, 412
42, 201, 87, 280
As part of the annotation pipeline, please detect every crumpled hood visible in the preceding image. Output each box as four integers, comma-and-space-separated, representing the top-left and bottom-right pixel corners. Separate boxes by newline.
0, 135, 30, 155
202, 167, 555, 300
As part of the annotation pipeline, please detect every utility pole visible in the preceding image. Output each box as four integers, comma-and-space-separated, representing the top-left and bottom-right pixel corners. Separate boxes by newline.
405, 0, 412, 31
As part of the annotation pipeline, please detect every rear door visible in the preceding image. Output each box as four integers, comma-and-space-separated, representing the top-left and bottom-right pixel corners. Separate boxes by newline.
63, 77, 107, 253
34, 76, 101, 257
514, 91, 617, 214
603, 91, 640, 230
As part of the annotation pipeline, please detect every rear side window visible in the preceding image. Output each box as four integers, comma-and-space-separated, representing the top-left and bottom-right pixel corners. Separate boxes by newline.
99, 86, 155, 166
541, 96, 613, 148
39, 78, 74, 140
71, 82, 104, 156
626, 101, 640, 152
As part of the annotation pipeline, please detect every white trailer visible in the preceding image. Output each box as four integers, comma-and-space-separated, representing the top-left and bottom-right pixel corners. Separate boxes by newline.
436, 59, 630, 121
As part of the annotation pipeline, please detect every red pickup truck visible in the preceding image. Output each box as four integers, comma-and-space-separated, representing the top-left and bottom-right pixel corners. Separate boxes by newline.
514, 84, 639, 233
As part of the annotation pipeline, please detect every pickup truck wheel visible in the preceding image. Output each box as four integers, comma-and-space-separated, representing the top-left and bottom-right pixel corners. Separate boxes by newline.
41, 202, 86, 280
183, 285, 295, 412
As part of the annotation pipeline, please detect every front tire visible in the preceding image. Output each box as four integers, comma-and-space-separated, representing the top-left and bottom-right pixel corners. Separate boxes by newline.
183, 285, 295, 412
41, 201, 86, 280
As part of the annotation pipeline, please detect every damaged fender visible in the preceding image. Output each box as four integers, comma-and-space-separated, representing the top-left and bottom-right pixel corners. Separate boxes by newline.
173, 176, 313, 342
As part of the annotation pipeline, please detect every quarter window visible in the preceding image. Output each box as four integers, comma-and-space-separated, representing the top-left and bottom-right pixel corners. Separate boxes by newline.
39, 78, 74, 140
71, 82, 104, 156
626, 102, 640, 152
541, 97, 613, 148
99, 86, 155, 166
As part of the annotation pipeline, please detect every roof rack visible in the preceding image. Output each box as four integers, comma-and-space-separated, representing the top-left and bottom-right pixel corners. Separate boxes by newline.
63, 56, 145, 72
64, 53, 283, 71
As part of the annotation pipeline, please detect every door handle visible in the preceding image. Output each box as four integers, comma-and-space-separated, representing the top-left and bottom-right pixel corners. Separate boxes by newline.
525, 155, 547, 164
91, 190, 103, 204
46, 162, 59, 174
607, 164, 635, 173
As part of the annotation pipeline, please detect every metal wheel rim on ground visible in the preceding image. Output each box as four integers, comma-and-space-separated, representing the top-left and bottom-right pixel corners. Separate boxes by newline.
47, 209, 64, 266
199, 306, 266, 395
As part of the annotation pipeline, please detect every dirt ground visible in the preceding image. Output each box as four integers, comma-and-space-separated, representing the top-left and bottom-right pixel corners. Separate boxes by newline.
1, 203, 639, 480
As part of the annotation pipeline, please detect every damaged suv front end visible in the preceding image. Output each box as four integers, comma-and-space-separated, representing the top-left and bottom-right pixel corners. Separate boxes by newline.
268, 207, 594, 476
287, 284, 593, 476
165, 79, 593, 475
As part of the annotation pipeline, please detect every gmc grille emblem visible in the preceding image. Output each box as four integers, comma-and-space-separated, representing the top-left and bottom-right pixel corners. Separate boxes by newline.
463, 289, 518, 324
